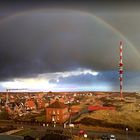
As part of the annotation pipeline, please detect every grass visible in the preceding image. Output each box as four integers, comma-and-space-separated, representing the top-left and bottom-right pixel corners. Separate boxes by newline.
74, 95, 140, 132
73, 136, 90, 140
13, 128, 33, 136
35, 115, 46, 122
13, 128, 46, 138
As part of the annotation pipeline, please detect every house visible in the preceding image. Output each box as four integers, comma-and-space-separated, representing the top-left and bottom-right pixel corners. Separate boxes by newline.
46, 99, 70, 124
25, 99, 36, 110
36, 98, 45, 109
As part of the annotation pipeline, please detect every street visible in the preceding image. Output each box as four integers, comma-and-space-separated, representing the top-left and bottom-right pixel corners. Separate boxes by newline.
1, 121, 140, 140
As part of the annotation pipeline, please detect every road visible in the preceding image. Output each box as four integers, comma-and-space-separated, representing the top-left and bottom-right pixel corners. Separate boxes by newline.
0, 135, 23, 140
1, 121, 140, 140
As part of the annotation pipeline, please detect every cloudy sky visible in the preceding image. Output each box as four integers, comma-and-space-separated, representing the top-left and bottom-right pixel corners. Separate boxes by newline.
0, 1, 140, 92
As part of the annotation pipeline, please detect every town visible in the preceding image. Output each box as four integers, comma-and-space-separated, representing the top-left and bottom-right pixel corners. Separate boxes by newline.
0, 91, 140, 140
0, 1, 140, 140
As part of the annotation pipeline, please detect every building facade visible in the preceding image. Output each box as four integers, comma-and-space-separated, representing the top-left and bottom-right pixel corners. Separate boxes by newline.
46, 99, 69, 124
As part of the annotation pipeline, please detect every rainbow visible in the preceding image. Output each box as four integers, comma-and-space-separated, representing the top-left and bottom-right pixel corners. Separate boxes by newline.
0, 8, 139, 59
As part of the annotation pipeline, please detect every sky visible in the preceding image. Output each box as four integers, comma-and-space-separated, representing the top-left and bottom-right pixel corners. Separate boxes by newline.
0, 0, 140, 92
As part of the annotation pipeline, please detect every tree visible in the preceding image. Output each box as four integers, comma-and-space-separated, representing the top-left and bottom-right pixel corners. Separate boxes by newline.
0, 110, 9, 120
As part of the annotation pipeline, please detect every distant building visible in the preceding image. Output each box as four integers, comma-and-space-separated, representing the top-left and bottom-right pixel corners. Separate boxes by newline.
46, 99, 69, 124
36, 98, 45, 109
25, 99, 36, 110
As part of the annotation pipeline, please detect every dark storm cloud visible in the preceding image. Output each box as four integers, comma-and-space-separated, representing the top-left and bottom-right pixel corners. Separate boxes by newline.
49, 71, 140, 92
0, 6, 140, 81
50, 71, 118, 85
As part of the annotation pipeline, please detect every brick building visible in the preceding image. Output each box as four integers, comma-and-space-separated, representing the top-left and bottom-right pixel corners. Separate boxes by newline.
46, 99, 70, 124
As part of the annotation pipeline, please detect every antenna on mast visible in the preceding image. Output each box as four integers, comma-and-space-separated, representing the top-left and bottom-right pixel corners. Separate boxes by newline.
119, 41, 123, 99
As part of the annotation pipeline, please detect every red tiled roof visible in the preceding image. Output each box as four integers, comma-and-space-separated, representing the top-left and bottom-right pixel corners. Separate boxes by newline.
88, 106, 115, 111
26, 100, 36, 108
47, 100, 66, 108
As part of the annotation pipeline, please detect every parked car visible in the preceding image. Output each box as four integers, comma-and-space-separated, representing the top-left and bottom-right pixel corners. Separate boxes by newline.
109, 134, 116, 140
101, 134, 116, 140
101, 134, 109, 140
78, 130, 86, 136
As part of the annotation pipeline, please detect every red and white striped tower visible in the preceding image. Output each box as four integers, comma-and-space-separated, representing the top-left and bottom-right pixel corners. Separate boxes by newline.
119, 41, 123, 99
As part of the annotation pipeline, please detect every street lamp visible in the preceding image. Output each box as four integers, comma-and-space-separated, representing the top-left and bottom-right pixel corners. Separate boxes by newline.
68, 101, 71, 125
68, 100, 72, 137
126, 127, 128, 140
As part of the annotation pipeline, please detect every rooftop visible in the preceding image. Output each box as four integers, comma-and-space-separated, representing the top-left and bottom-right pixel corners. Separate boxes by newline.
47, 99, 67, 109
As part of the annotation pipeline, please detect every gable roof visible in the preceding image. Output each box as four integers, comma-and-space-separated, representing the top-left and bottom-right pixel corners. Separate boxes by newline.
25, 100, 36, 108
47, 99, 66, 108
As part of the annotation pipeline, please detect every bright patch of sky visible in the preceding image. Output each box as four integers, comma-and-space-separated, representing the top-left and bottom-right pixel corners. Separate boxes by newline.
1, 68, 98, 91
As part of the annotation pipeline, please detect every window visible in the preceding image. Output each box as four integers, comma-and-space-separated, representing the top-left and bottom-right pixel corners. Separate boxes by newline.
52, 117, 55, 121
52, 110, 55, 114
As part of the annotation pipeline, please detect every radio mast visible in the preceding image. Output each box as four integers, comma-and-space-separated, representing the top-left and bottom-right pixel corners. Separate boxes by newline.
119, 41, 123, 99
